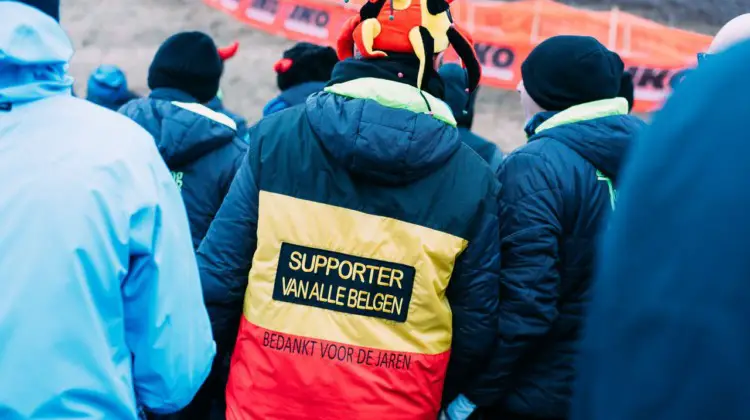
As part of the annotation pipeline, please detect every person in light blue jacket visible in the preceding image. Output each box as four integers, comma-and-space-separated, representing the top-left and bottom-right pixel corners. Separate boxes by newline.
0, 2, 215, 419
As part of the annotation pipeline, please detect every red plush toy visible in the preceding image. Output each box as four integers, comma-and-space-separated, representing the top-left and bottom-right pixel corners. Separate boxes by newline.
337, 0, 480, 92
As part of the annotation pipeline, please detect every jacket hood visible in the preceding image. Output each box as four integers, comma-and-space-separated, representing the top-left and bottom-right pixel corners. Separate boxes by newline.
532, 98, 645, 182
438, 63, 476, 128
306, 77, 460, 185
86, 65, 136, 107
280, 81, 326, 107
120, 88, 238, 168
0, 2, 73, 105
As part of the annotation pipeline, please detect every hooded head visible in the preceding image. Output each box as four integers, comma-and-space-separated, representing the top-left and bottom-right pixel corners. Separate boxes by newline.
336, 0, 481, 96
520, 35, 624, 118
275, 42, 338, 91
708, 14, 750, 54
7, 0, 59, 21
148, 31, 223, 103
438, 63, 477, 128
0, 1, 73, 105
86, 65, 137, 110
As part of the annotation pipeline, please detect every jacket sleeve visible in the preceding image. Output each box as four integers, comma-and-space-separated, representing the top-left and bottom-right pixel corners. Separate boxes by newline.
443, 185, 501, 403
218, 140, 247, 206
197, 131, 261, 357
124, 140, 216, 414
467, 151, 563, 406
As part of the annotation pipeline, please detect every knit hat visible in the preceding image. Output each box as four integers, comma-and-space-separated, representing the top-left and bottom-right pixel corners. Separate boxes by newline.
619, 72, 635, 112
11, 0, 59, 20
521, 35, 624, 111
275, 42, 338, 91
148, 31, 223, 103
337, 0, 481, 96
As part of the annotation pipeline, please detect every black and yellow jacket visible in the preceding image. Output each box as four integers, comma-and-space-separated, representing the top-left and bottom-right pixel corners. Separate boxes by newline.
197, 59, 501, 420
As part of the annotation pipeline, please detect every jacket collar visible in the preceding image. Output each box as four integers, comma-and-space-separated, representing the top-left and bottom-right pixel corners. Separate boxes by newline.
325, 77, 456, 127
329, 56, 445, 100
526, 98, 629, 138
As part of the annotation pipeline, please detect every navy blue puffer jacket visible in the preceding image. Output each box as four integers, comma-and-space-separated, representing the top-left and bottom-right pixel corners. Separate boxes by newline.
468, 98, 645, 418
120, 88, 247, 249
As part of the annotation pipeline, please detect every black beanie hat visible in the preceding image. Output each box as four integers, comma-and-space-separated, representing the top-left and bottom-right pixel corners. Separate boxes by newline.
619, 71, 635, 112
521, 35, 624, 111
148, 31, 223, 103
275, 42, 338, 91
13, 0, 60, 20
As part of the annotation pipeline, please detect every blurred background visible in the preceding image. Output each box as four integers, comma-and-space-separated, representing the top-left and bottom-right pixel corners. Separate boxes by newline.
61, 0, 730, 152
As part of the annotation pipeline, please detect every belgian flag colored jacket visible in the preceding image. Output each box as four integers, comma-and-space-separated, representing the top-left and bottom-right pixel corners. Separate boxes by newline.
197, 59, 501, 420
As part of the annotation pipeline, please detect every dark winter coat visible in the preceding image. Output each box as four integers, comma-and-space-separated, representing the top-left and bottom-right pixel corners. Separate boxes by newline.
120, 88, 246, 249
205, 95, 249, 141
197, 58, 501, 419
469, 98, 644, 419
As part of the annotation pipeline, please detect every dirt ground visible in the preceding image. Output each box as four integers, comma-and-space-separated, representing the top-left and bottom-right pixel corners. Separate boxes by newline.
60, 0, 717, 153
61, 0, 528, 152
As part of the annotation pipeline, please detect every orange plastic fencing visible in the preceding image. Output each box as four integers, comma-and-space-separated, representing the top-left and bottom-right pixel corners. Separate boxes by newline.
205, 0, 711, 113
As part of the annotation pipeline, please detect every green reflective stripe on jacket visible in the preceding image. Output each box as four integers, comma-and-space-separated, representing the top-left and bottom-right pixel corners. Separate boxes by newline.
597, 170, 617, 210
535, 97, 629, 134
325, 78, 457, 127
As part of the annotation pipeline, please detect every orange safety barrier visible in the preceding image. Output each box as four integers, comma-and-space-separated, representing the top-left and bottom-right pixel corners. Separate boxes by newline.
205, 0, 711, 113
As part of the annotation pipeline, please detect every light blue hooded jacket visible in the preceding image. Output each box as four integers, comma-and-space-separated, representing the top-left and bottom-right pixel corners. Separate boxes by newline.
0, 3, 215, 419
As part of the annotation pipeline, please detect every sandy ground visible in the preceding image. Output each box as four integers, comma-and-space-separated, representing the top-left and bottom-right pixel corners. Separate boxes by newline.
61, 0, 528, 152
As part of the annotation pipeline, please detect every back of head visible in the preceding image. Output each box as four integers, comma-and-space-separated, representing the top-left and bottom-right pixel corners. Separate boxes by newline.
148, 31, 223, 103
520, 35, 639, 181
0, 0, 73, 105
5, 0, 59, 21
301, 0, 485, 185
438, 63, 477, 128
275, 42, 338, 91
521, 35, 624, 111
709, 14, 750, 53
87, 65, 136, 109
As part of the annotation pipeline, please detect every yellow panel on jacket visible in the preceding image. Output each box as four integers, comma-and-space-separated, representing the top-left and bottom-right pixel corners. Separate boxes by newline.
243, 190, 468, 355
